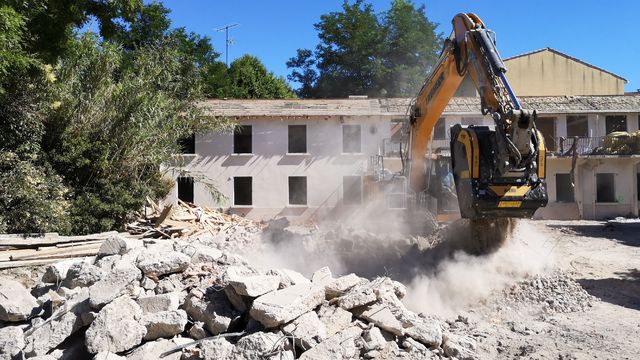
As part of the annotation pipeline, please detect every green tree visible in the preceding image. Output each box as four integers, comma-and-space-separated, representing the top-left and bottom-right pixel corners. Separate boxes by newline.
43, 34, 234, 234
0, 5, 70, 233
225, 55, 295, 99
287, 0, 442, 98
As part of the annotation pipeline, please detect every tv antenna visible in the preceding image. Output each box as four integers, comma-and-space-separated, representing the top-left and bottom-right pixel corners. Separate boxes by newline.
214, 23, 239, 66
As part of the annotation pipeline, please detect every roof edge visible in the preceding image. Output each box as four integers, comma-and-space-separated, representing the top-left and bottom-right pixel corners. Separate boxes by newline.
504, 47, 627, 82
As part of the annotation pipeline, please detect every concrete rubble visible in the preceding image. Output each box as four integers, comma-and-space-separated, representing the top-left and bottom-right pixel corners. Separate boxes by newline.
0, 212, 601, 360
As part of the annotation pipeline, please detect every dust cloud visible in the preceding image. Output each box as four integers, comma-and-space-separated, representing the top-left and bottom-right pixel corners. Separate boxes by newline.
242, 199, 554, 318
402, 221, 554, 316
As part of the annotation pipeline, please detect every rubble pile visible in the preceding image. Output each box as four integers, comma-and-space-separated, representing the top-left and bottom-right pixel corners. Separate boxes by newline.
502, 271, 596, 313
0, 234, 481, 360
126, 200, 262, 249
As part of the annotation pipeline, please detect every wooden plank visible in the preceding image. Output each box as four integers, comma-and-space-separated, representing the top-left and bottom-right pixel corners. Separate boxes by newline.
11, 243, 102, 261
154, 204, 173, 228
0, 249, 38, 262
0, 231, 116, 248
0, 258, 61, 269
56, 240, 104, 248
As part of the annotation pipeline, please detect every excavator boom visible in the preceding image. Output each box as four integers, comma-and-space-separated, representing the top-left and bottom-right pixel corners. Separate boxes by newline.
407, 13, 547, 219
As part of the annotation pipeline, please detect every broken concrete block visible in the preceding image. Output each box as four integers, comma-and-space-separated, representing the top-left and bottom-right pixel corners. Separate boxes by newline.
250, 283, 325, 328
136, 292, 180, 313
266, 268, 310, 288
94, 255, 121, 271
155, 276, 182, 294
182, 288, 236, 335
140, 276, 156, 290
397, 312, 443, 348
404, 321, 443, 348
442, 333, 477, 360
0, 326, 25, 359
317, 303, 353, 336
97, 235, 128, 258
42, 259, 88, 283
0, 277, 39, 321
141, 309, 188, 340
136, 251, 190, 278
187, 321, 210, 340
336, 280, 376, 310
353, 302, 404, 336
26, 356, 56, 360
221, 265, 259, 283
85, 296, 146, 354
363, 326, 387, 351
63, 262, 105, 288
199, 337, 235, 360
311, 267, 333, 285
191, 247, 224, 264
373, 277, 407, 300
224, 285, 250, 312
299, 326, 363, 360
282, 311, 327, 350
92, 352, 125, 360
96, 235, 143, 259
88, 266, 141, 309
229, 275, 280, 297
24, 289, 92, 357
126, 338, 189, 360
232, 332, 292, 360
324, 273, 364, 299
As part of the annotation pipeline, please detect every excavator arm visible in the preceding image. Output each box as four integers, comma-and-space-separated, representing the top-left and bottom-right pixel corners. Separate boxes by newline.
406, 13, 547, 219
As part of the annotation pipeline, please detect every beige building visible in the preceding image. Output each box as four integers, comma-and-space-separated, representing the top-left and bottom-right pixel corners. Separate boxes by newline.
166, 49, 640, 221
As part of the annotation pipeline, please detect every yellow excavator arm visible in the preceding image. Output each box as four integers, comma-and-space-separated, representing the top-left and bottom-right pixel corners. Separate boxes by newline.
406, 13, 547, 219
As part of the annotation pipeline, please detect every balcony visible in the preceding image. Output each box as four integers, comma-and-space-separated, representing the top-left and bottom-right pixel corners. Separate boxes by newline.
553, 134, 640, 156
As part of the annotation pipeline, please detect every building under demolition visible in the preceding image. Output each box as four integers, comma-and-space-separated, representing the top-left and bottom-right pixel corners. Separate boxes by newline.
167, 48, 640, 221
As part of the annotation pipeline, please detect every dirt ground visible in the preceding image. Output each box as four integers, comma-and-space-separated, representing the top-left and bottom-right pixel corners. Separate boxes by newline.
468, 220, 640, 359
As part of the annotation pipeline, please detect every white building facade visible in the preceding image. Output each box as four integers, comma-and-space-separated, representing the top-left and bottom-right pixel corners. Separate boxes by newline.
166, 96, 640, 221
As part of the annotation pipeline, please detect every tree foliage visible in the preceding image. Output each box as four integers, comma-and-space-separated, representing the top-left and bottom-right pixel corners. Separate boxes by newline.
225, 55, 295, 99
42, 34, 234, 234
287, 0, 442, 98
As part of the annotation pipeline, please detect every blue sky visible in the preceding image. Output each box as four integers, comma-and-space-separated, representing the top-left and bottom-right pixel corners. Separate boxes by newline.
162, 0, 640, 92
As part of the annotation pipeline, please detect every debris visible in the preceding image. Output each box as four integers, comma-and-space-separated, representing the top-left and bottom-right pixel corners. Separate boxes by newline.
136, 251, 190, 278
136, 292, 181, 313
85, 296, 147, 353
0, 326, 25, 359
0, 277, 39, 321
250, 282, 325, 328
228, 274, 281, 297
141, 309, 188, 340
282, 311, 328, 350
298, 326, 363, 360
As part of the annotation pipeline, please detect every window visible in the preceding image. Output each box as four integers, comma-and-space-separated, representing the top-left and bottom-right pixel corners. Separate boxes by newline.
566, 115, 588, 137
596, 173, 615, 203
233, 125, 252, 154
343, 176, 362, 205
177, 177, 194, 203
288, 125, 307, 153
233, 177, 252, 206
536, 117, 556, 151
605, 115, 627, 134
288, 176, 307, 205
555, 174, 574, 203
342, 125, 361, 153
178, 134, 195, 154
433, 118, 446, 140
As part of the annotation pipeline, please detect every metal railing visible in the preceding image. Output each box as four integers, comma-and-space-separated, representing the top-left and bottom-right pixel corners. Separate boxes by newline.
554, 137, 605, 156
382, 138, 402, 158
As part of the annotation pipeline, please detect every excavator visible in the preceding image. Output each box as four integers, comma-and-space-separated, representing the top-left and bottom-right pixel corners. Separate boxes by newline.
401, 13, 548, 248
